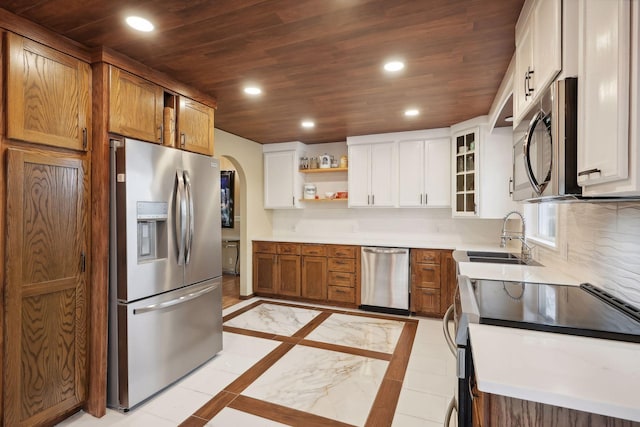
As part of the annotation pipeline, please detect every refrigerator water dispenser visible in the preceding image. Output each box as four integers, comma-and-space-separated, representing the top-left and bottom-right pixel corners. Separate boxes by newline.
136, 201, 168, 262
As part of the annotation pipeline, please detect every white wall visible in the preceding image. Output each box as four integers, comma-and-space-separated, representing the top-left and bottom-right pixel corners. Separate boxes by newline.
536, 201, 640, 306
272, 207, 505, 247
215, 129, 273, 296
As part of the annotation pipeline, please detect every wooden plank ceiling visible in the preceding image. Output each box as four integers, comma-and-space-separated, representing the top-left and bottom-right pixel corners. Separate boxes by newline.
0, 0, 524, 144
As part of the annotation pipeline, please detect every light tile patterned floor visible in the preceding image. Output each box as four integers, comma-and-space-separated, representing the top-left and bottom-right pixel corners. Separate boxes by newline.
58, 298, 457, 427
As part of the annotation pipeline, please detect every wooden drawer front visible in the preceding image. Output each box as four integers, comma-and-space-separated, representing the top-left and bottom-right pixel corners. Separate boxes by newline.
277, 243, 300, 255
328, 271, 355, 288
412, 264, 441, 289
328, 245, 357, 258
301, 244, 327, 256
412, 249, 441, 264
413, 288, 440, 314
328, 286, 356, 303
328, 257, 355, 272
254, 241, 276, 254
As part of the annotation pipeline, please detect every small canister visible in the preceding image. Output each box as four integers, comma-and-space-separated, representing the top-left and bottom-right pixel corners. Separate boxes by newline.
310, 157, 318, 169
303, 183, 317, 199
339, 155, 348, 168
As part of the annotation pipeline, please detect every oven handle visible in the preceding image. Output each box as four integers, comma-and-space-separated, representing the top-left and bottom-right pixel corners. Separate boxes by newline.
442, 304, 456, 357
443, 396, 457, 427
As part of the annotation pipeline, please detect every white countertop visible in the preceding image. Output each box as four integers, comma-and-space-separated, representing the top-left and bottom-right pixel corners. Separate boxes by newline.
252, 235, 512, 252
469, 323, 640, 422
457, 262, 581, 285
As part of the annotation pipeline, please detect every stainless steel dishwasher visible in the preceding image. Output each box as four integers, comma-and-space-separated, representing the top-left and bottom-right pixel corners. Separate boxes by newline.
360, 247, 410, 315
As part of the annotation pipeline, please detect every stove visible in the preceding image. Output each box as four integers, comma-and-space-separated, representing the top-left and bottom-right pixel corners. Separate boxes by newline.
450, 276, 640, 427
460, 278, 640, 343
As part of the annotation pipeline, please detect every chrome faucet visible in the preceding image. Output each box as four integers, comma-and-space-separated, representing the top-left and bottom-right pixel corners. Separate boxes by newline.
500, 210, 532, 260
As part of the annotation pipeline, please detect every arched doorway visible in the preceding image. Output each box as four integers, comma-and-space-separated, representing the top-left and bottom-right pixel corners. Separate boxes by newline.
220, 155, 246, 308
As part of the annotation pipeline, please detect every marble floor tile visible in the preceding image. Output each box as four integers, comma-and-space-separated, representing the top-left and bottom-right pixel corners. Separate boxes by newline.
392, 413, 443, 427
395, 388, 449, 424
136, 385, 214, 423
207, 408, 290, 426
224, 303, 322, 336
305, 312, 405, 353
222, 331, 282, 358
402, 369, 456, 397
242, 345, 388, 426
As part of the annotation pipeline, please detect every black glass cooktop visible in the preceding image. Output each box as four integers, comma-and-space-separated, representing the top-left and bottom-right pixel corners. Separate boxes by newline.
471, 280, 640, 343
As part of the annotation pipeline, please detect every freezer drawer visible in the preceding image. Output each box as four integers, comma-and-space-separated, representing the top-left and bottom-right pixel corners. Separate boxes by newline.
360, 247, 410, 314
109, 278, 222, 410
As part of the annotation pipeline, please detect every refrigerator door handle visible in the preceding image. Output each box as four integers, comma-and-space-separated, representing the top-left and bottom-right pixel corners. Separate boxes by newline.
184, 170, 195, 264
175, 170, 187, 265
132, 283, 220, 315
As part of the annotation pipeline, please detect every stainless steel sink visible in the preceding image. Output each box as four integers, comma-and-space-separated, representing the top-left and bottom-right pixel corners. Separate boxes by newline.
462, 250, 542, 266
466, 251, 518, 259
467, 257, 532, 265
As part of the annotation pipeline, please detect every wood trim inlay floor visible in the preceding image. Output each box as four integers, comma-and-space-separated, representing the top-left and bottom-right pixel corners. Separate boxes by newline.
187, 299, 419, 426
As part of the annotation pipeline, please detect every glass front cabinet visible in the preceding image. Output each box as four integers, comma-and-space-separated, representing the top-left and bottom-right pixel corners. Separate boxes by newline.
453, 128, 478, 216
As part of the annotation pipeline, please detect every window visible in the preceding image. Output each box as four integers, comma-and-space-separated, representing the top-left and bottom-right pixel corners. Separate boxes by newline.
524, 203, 557, 248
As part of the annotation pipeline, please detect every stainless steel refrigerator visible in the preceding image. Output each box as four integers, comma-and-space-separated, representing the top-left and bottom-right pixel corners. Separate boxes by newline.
108, 138, 223, 410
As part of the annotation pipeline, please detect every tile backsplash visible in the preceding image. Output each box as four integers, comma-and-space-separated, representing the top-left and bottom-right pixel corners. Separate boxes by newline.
537, 202, 640, 306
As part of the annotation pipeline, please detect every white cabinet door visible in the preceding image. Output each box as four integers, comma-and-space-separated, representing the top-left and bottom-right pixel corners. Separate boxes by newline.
515, 13, 535, 122
424, 138, 451, 207
264, 151, 296, 208
348, 144, 371, 207
577, 0, 630, 188
398, 140, 424, 207
514, 0, 562, 125
370, 142, 395, 207
533, 0, 562, 96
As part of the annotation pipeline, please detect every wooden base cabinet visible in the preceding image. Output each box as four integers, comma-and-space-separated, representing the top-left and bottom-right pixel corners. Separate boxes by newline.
481, 392, 640, 427
327, 245, 359, 305
253, 242, 359, 307
4, 148, 90, 426
410, 249, 455, 317
301, 245, 328, 301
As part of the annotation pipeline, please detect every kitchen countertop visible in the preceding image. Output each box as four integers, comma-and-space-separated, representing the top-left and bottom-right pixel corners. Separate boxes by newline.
252, 235, 513, 252
458, 257, 640, 422
470, 323, 640, 422
457, 261, 581, 285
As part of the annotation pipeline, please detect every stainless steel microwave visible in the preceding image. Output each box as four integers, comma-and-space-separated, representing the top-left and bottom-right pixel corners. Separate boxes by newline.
512, 78, 582, 201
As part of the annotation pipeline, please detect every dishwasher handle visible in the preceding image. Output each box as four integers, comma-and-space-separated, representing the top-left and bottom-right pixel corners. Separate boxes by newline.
362, 247, 408, 255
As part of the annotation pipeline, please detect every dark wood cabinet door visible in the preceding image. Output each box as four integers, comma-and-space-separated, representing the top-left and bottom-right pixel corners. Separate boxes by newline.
411, 263, 441, 289
440, 251, 456, 315
277, 255, 301, 296
177, 97, 214, 156
4, 148, 89, 426
109, 66, 164, 143
301, 256, 327, 300
413, 288, 441, 315
253, 253, 277, 294
7, 33, 91, 151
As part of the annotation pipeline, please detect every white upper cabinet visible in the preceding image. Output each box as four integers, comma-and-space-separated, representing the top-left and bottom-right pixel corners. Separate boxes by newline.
514, 0, 562, 125
451, 119, 515, 218
263, 143, 304, 209
347, 141, 395, 207
577, 0, 639, 195
398, 138, 451, 207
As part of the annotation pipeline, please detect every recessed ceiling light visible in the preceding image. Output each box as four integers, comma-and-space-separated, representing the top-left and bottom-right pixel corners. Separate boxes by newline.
505, 115, 514, 123
384, 61, 405, 72
126, 16, 154, 32
244, 86, 262, 95
301, 120, 315, 129
404, 109, 420, 117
